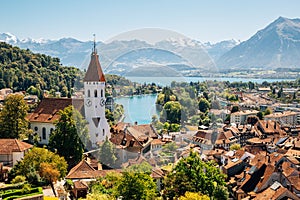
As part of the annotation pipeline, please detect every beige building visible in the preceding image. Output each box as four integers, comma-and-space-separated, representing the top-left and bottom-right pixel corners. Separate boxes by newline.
230, 110, 259, 125
264, 111, 299, 126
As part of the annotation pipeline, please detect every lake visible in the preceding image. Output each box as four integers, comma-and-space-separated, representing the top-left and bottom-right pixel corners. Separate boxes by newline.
125, 76, 295, 86
115, 76, 295, 124
114, 94, 159, 124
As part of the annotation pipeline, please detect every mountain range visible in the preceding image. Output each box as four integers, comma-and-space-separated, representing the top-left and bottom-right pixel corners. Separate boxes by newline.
1, 16, 300, 76
217, 17, 300, 70
0, 32, 236, 76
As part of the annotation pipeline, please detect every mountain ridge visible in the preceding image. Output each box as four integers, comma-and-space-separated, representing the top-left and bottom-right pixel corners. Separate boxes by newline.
217, 16, 300, 69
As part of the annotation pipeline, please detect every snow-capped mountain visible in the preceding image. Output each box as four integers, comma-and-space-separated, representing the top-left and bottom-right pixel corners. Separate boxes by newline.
0, 31, 237, 76
0, 33, 19, 44
204, 39, 239, 61
217, 17, 300, 69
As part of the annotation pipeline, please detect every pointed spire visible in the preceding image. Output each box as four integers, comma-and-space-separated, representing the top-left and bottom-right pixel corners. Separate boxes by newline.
93, 34, 97, 54
83, 34, 106, 82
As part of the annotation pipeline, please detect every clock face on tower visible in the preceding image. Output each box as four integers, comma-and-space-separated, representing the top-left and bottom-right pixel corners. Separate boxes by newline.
100, 98, 106, 107
85, 99, 92, 107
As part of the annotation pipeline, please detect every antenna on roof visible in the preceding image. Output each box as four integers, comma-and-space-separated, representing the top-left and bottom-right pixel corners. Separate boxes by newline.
93, 34, 97, 54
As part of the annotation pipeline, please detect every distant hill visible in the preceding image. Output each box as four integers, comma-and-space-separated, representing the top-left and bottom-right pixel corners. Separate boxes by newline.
0, 42, 82, 96
0, 32, 234, 75
217, 17, 300, 70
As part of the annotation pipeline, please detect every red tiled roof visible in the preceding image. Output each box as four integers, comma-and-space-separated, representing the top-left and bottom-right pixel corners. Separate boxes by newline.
83, 52, 106, 82
73, 180, 88, 189
0, 139, 33, 154
129, 124, 159, 139
27, 98, 84, 123
66, 160, 96, 179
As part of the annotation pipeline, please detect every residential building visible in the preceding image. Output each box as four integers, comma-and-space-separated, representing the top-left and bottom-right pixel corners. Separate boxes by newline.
265, 111, 299, 126
0, 139, 33, 166
230, 110, 259, 125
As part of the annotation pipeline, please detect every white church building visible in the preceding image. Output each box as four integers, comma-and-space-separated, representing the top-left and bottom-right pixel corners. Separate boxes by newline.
28, 42, 110, 148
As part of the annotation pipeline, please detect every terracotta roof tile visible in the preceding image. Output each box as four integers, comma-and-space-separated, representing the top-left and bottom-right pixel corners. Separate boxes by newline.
73, 180, 88, 189
0, 139, 32, 154
66, 160, 96, 179
27, 98, 84, 123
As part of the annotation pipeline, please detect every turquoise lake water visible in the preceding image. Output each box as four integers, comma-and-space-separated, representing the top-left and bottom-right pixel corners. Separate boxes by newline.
114, 94, 159, 124
115, 77, 295, 124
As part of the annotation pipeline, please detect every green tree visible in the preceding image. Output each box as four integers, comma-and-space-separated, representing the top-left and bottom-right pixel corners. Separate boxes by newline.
127, 161, 153, 174
0, 94, 29, 139
198, 98, 210, 113
10, 147, 67, 185
99, 137, 117, 167
161, 101, 182, 124
48, 105, 89, 169
231, 105, 240, 113
115, 171, 157, 200
257, 111, 264, 120
264, 108, 272, 116
163, 151, 228, 199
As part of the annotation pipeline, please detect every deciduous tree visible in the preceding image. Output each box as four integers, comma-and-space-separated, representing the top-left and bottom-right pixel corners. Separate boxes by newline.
163, 151, 228, 199
198, 98, 210, 113
10, 147, 67, 186
99, 137, 117, 168
0, 94, 29, 139
48, 105, 89, 169
115, 171, 157, 200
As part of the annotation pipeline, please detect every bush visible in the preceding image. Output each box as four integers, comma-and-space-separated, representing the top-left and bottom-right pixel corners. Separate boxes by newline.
11, 175, 26, 184
21, 183, 32, 194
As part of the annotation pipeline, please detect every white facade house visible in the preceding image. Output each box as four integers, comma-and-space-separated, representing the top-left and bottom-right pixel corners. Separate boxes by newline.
83, 46, 110, 147
0, 139, 33, 166
230, 110, 259, 125
264, 111, 299, 126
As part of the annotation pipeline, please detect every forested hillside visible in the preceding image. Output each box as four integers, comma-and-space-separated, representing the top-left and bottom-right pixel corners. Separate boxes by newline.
0, 42, 83, 97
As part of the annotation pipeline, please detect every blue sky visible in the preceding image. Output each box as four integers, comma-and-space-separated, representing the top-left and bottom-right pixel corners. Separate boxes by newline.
1, 0, 300, 43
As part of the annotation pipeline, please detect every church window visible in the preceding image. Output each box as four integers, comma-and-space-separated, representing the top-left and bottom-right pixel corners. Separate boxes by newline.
103, 129, 105, 136
101, 89, 103, 97
50, 128, 54, 134
87, 90, 91, 97
42, 127, 46, 140
94, 90, 97, 97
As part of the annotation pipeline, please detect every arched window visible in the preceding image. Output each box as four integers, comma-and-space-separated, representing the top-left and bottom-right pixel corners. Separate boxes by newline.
101, 89, 103, 97
50, 128, 54, 134
103, 129, 105, 136
42, 127, 46, 140
94, 90, 98, 97
87, 90, 91, 97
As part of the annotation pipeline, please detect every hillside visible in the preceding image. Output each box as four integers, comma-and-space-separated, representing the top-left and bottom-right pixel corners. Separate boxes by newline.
217, 17, 300, 69
0, 42, 83, 97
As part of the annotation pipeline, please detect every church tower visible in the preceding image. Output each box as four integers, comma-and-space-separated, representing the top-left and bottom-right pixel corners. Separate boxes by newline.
83, 37, 110, 147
